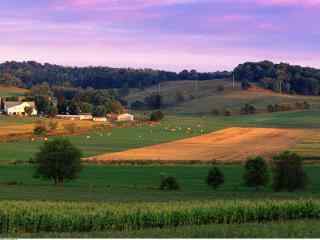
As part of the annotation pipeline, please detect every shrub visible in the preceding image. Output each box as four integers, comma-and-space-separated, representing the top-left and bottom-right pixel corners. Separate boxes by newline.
241, 104, 256, 115
267, 104, 275, 113
216, 85, 225, 92
34, 138, 82, 185
272, 151, 308, 192
150, 111, 164, 121
33, 120, 48, 136
243, 156, 269, 190
211, 109, 220, 116
224, 109, 232, 116
206, 167, 224, 189
160, 175, 180, 190
303, 101, 311, 109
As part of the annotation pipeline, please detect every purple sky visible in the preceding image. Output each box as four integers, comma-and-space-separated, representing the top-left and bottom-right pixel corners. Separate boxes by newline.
0, 0, 319, 71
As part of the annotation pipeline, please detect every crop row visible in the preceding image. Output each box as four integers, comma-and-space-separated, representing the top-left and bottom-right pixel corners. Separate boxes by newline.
0, 200, 319, 233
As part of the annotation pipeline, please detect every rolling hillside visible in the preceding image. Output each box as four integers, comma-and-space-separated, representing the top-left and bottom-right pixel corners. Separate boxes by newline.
126, 80, 320, 115
0, 85, 28, 97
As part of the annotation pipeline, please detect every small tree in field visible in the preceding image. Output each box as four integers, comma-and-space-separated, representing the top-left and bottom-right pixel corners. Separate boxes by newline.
272, 151, 308, 192
160, 175, 180, 190
243, 156, 269, 190
34, 138, 82, 185
206, 167, 224, 189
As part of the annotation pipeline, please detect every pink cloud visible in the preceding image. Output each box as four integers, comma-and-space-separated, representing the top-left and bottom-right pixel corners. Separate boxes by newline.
254, 0, 320, 7
56, 0, 199, 10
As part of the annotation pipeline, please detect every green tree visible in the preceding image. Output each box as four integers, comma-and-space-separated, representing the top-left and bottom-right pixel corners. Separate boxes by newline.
24, 106, 33, 116
34, 139, 82, 185
206, 167, 224, 189
272, 151, 308, 192
160, 175, 180, 190
243, 156, 269, 190
93, 105, 107, 117
150, 111, 164, 121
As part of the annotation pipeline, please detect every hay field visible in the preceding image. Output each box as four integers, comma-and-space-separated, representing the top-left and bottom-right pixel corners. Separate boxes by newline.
88, 127, 311, 163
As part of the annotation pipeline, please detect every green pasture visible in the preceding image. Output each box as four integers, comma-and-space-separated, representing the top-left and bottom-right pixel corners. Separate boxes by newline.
0, 164, 320, 202
0, 110, 320, 162
126, 79, 320, 115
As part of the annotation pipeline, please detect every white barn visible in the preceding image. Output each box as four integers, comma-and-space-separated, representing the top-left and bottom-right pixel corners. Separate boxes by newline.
116, 113, 134, 122
4, 101, 37, 116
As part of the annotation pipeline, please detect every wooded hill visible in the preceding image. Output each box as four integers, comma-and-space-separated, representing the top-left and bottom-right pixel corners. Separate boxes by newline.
0, 61, 229, 90
1, 60, 320, 97
235, 61, 320, 95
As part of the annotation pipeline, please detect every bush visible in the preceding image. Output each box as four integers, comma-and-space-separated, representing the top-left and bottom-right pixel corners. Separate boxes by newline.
160, 175, 180, 190
33, 120, 48, 136
267, 104, 275, 113
241, 104, 256, 115
216, 85, 225, 92
272, 151, 308, 192
211, 109, 220, 116
243, 156, 269, 190
224, 109, 232, 116
150, 111, 164, 121
34, 138, 82, 185
206, 167, 224, 189
303, 101, 311, 109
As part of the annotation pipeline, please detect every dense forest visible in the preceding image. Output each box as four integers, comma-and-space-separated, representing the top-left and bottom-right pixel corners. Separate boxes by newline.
0, 61, 230, 90
235, 61, 320, 95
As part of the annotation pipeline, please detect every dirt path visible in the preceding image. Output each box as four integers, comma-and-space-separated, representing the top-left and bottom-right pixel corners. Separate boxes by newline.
87, 127, 312, 163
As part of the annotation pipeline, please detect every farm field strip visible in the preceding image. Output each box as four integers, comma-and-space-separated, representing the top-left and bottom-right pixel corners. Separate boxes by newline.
0, 199, 320, 234
0, 111, 320, 162
87, 127, 312, 162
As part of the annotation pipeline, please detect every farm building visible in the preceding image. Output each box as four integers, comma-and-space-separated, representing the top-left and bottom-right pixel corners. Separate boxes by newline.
4, 101, 37, 116
107, 113, 134, 122
56, 114, 93, 120
93, 117, 108, 122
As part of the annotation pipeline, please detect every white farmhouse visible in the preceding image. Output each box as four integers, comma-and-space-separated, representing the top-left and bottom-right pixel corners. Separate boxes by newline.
4, 101, 37, 116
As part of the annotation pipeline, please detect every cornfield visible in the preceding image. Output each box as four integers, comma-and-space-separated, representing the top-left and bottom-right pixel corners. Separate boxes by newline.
0, 200, 319, 233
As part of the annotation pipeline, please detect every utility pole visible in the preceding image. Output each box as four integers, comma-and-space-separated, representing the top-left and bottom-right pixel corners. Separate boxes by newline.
232, 71, 235, 89
195, 80, 198, 92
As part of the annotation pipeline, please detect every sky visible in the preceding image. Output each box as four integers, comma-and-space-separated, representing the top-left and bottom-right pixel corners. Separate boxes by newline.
0, 0, 319, 71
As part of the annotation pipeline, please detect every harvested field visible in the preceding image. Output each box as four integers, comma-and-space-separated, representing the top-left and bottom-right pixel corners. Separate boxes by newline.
0, 119, 109, 140
88, 127, 312, 163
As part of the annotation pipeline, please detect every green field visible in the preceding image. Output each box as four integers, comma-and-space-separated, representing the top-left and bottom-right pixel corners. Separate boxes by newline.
0, 85, 28, 97
0, 164, 320, 202
126, 80, 320, 115
1, 110, 320, 162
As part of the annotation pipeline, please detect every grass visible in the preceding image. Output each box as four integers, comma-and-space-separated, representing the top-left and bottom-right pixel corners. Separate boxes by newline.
0, 164, 320, 202
0, 85, 28, 97
126, 79, 320, 115
0, 115, 36, 126
6, 220, 320, 238
1, 110, 320, 162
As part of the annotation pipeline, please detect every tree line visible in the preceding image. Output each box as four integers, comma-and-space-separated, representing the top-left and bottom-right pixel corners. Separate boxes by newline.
235, 61, 320, 95
0, 61, 230, 90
